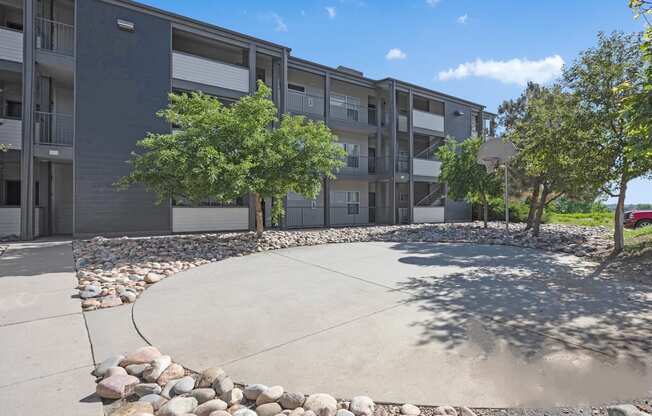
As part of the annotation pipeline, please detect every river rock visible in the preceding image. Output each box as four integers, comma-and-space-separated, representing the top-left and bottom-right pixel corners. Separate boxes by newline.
96, 374, 140, 399
350, 396, 374, 416
158, 396, 199, 416
304, 394, 337, 416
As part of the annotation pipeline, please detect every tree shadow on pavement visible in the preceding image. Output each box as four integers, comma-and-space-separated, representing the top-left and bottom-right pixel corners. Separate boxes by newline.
388, 242, 652, 365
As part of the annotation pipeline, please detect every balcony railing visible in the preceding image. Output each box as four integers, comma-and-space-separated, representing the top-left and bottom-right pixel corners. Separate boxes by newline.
172, 51, 249, 93
34, 111, 73, 146
330, 101, 363, 123
0, 117, 22, 149
334, 156, 411, 177
287, 91, 324, 117
36, 18, 74, 56
285, 206, 394, 228
0, 26, 23, 63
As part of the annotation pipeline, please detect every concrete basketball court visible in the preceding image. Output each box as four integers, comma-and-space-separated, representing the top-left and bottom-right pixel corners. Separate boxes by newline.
133, 242, 652, 407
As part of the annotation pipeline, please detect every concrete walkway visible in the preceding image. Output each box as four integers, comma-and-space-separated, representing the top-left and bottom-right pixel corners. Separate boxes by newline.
133, 242, 652, 408
0, 240, 102, 415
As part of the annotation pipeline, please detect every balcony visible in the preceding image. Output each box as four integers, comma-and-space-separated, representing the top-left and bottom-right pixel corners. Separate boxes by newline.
287, 90, 324, 118
172, 51, 249, 93
413, 159, 441, 178
0, 27, 22, 63
36, 18, 74, 56
413, 109, 444, 133
34, 111, 73, 146
330, 101, 364, 123
0, 117, 22, 149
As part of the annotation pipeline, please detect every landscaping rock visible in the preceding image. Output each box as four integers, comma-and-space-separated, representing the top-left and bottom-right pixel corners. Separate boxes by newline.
173, 375, 196, 395
607, 405, 651, 416
290, 408, 306, 416
109, 401, 154, 416
233, 409, 258, 416
158, 363, 185, 386
224, 387, 243, 406
209, 411, 232, 416
257, 385, 284, 405
135, 383, 162, 397
138, 393, 168, 411
158, 396, 198, 416
194, 399, 228, 416
349, 396, 374, 416
244, 384, 268, 401
257, 403, 283, 416
433, 407, 457, 416
337, 411, 355, 416
126, 363, 150, 377
105, 366, 128, 378
459, 408, 476, 416
94, 354, 125, 377
304, 394, 337, 416
400, 404, 420, 416
280, 392, 305, 410
191, 388, 217, 404
96, 374, 140, 399
197, 367, 226, 388
213, 374, 235, 398
122, 346, 162, 366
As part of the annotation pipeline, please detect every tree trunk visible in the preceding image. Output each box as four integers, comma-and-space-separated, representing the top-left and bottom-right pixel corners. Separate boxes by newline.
525, 179, 541, 231
481, 194, 488, 228
532, 184, 549, 237
613, 175, 628, 255
254, 193, 264, 237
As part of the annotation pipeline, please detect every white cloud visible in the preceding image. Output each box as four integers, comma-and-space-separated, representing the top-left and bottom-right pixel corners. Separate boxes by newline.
457, 14, 468, 24
325, 6, 337, 18
437, 55, 565, 86
270, 13, 287, 32
385, 48, 407, 61
425, 0, 440, 6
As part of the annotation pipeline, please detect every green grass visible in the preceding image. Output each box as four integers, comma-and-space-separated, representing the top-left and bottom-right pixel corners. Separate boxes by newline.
547, 212, 652, 253
546, 212, 612, 227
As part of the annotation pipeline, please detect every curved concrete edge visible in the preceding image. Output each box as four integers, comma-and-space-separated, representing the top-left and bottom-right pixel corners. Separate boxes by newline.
121, 242, 650, 408
80, 235, 602, 313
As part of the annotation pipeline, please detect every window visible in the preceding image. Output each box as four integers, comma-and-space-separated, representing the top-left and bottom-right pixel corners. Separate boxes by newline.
483, 118, 492, 136
288, 84, 305, 93
5, 100, 21, 118
413, 97, 429, 112
339, 143, 360, 168
256, 68, 266, 82
431, 100, 445, 116
5, 180, 20, 206
346, 191, 360, 215
471, 113, 479, 136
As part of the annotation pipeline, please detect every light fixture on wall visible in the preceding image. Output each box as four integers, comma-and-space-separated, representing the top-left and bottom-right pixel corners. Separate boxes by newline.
454, 110, 465, 116
117, 19, 135, 32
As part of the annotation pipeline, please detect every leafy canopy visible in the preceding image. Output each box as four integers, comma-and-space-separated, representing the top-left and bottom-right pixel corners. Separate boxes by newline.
118, 82, 346, 223
437, 136, 502, 205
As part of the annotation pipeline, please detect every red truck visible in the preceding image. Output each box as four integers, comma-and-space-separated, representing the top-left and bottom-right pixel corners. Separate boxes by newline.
624, 210, 652, 229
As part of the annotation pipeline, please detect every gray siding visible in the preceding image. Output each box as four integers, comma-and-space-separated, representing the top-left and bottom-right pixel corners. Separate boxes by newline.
444, 100, 473, 141
75, 0, 171, 236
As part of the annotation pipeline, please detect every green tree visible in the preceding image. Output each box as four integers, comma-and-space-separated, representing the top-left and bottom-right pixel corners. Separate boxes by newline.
510, 85, 603, 235
118, 82, 345, 236
437, 137, 502, 228
564, 30, 651, 253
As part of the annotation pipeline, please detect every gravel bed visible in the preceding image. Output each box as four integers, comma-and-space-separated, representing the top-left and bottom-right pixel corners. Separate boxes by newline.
72, 222, 613, 311
93, 346, 651, 416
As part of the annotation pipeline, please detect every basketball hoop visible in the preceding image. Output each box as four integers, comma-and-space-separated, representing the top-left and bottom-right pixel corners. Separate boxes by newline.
477, 137, 518, 231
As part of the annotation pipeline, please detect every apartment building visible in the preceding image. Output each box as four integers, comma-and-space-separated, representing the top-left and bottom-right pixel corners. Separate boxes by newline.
0, 0, 496, 239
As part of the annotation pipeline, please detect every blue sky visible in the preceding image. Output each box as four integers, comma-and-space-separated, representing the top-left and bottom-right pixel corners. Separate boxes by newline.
141, 0, 650, 204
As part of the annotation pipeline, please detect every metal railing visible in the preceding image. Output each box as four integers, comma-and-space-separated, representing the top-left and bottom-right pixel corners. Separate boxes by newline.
35, 17, 74, 56
34, 111, 73, 145
287, 91, 324, 117
330, 101, 363, 123
414, 142, 443, 161
415, 186, 446, 207
332, 156, 411, 177
285, 206, 394, 228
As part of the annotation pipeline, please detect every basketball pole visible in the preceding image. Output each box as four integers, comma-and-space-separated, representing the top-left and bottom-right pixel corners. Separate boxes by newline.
504, 161, 509, 232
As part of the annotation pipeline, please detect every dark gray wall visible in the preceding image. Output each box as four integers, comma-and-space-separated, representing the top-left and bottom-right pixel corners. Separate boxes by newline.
75, 0, 171, 236
444, 100, 475, 221
444, 100, 473, 141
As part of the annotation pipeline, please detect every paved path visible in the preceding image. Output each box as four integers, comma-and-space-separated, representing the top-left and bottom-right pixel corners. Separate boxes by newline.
134, 242, 652, 408
0, 240, 102, 415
